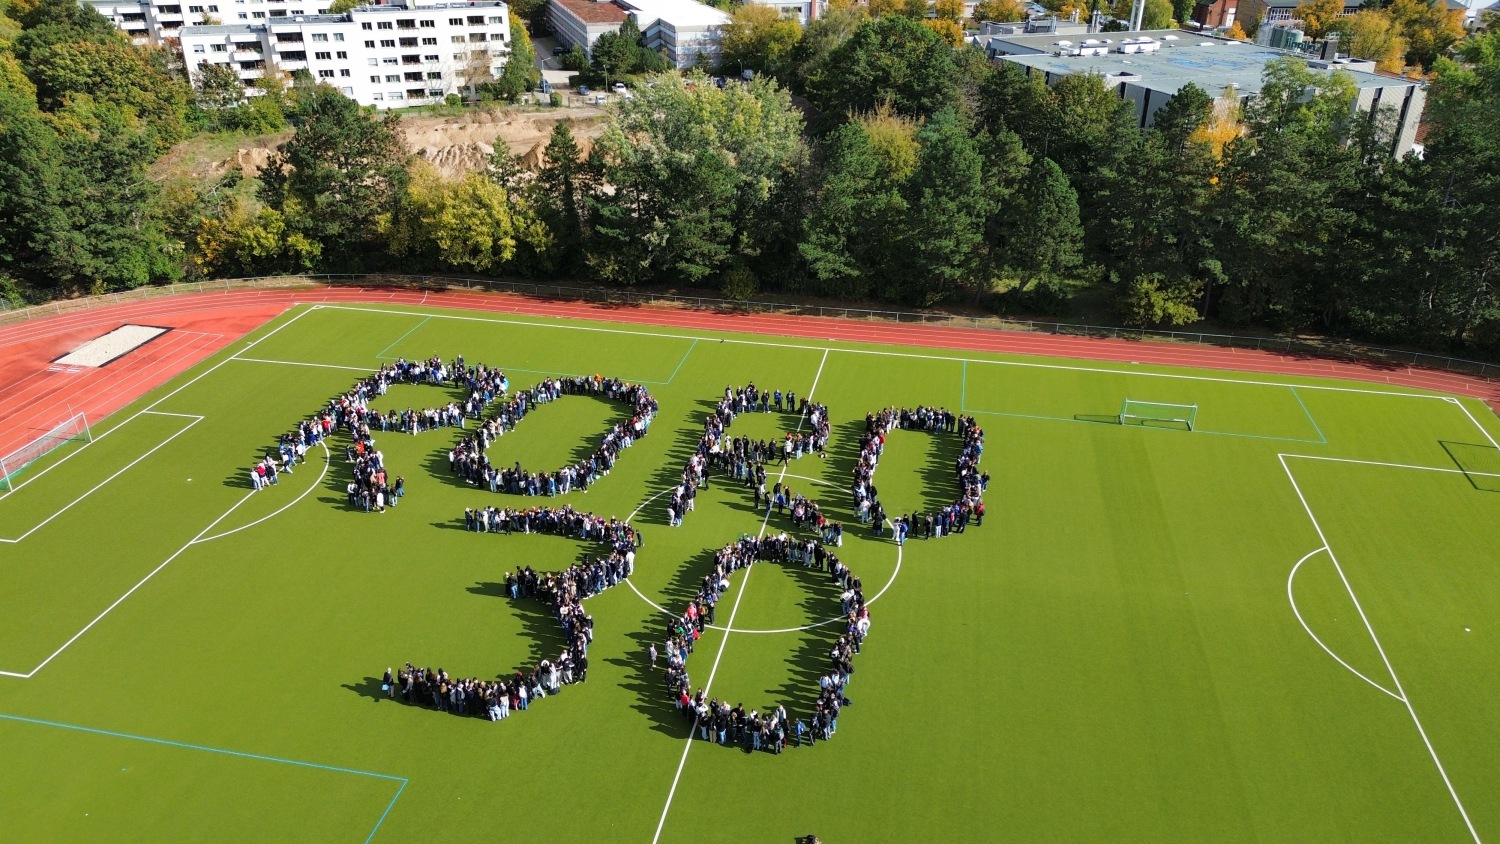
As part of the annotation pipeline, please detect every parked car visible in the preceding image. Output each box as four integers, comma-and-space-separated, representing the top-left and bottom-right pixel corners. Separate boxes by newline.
552, 46, 567, 56
577, 85, 590, 95
613, 82, 627, 93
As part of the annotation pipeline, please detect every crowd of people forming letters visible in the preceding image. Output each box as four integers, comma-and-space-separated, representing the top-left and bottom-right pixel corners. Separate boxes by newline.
265, 357, 987, 750
667, 382, 832, 528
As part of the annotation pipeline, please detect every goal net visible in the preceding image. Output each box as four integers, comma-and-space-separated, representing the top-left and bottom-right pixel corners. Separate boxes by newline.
1118, 399, 1197, 431
0, 413, 92, 491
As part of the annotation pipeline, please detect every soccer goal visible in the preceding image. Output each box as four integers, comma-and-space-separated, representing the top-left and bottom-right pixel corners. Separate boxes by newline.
0, 413, 93, 492
1118, 399, 1197, 431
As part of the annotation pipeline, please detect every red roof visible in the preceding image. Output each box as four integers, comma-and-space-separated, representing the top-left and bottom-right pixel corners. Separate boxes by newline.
553, 0, 629, 25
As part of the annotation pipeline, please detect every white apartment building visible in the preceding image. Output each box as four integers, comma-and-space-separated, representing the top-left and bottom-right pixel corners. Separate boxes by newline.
547, 0, 726, 69
179, 0, 511, 109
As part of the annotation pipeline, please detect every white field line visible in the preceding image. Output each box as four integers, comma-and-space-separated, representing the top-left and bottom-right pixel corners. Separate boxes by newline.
650, 348, 829, 844
233, 357, 376, 373
0, 308, 319, 678
1452, 397, 1500, 453
1286, 453, 1500, 479
1278, 454, 1481, 843
10, 488, 259, 679
311, 304, 1450, 402
196, 440, 331, 544
1286, 547, 1404, 701
0, 415, 203, 544
623, 473, 905, 635
0, 307, 315, 503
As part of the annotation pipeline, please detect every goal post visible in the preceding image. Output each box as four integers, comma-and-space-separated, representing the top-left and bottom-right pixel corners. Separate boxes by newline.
0, 413, 93, 492
1118, 399, 1197, 431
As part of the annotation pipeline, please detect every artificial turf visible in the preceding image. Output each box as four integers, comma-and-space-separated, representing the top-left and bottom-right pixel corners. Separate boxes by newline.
1, 302, 1497, 842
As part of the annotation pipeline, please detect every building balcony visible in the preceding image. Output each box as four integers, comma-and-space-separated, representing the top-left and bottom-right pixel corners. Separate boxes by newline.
239, 68, 265, 79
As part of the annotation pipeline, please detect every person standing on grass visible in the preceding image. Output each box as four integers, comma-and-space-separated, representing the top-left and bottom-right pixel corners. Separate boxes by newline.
649, 643, 658, 670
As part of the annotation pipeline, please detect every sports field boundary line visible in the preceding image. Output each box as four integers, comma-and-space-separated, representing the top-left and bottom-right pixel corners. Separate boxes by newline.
0, 711, 407, 844
650, 347, 829, 844
624, 473, 904, 635
0, 413, 203, 543
196, 440, 333, 544
1278, 453, 1481, 843
1286, 546, 1403, 701
2, 488, 258, 680
315, 303, 1456, 402
234, 356, 376, 372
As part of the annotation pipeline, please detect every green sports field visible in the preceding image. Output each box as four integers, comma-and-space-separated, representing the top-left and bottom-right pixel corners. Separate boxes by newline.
3, 301, 1498, 842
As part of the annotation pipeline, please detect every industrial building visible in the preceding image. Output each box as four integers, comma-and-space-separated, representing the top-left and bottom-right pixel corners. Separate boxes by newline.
984, 29, 1425, 156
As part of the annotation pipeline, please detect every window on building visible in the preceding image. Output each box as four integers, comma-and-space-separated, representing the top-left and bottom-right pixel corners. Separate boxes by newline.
236, 13, 246, 19
192, 43, 205, 52
377, 21, 392, 29
380, 38, 395, 47
211, 43, 227, 51
385, 74, 400, 81
421, 37, 436, 44
361, 21, 371, 29
367, 57, 378, 65
488, 15, 502, 23
339, 68, 350, 76
468, 33, 486, 41
315, 51, 331, 59
364, 39, 375, 47
317, 69, 334, 77
448, 17, 462, 24
333, 32, 343, 40
372, 93, 383, 100
207, 3, 217, 9
467, 15, 483, 24
336, 50, 347, 58
399, 37, 416, 46
450, 35, 464, 43
382, 57, 397, 64
370, 74, 380, 82
311, 32, 328, 41
389, 92, 404, 100
341, 86, 353, 94
251, 10, 264, 17
428, 89, 444, 97
423, 54, 438, 61
188, 5, 203, 12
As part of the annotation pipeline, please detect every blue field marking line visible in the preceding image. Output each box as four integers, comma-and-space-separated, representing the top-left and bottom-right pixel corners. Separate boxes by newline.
376, 316, 433, 359
0, 712, 408, 843
1289, 386, 1329, 445
665, 338, 698, 385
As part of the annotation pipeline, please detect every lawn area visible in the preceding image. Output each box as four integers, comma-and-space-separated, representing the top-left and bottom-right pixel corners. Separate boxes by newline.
1, 301, 1496, 842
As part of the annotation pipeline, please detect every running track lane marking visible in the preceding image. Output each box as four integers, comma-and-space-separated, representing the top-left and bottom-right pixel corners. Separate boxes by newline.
0, 414, 203, 543
650, 347, 829, 844
0, 711, 406, 844
1278, 454, 1481, 843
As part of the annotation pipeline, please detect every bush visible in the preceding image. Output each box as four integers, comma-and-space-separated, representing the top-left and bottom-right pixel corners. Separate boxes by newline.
549, 92, 563, 107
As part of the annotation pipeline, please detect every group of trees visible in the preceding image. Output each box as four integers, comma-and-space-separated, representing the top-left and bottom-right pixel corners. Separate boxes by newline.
1298, 0, 1467, 71
1, 0, 1498, 355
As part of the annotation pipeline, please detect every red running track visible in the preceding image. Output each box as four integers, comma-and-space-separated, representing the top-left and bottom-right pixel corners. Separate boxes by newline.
1, 285, 1497, 459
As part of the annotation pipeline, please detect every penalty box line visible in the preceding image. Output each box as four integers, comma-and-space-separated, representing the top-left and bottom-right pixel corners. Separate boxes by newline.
0, 308, 324, 679
0, 412, 204, 544
1278, 453, 1481, 843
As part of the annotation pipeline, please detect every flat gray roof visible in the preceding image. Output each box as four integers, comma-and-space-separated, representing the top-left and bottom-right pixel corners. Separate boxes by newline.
991, 30, 1417, 96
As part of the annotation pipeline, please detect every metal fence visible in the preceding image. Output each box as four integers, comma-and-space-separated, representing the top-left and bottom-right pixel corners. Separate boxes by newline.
5, 273, 1499, 381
